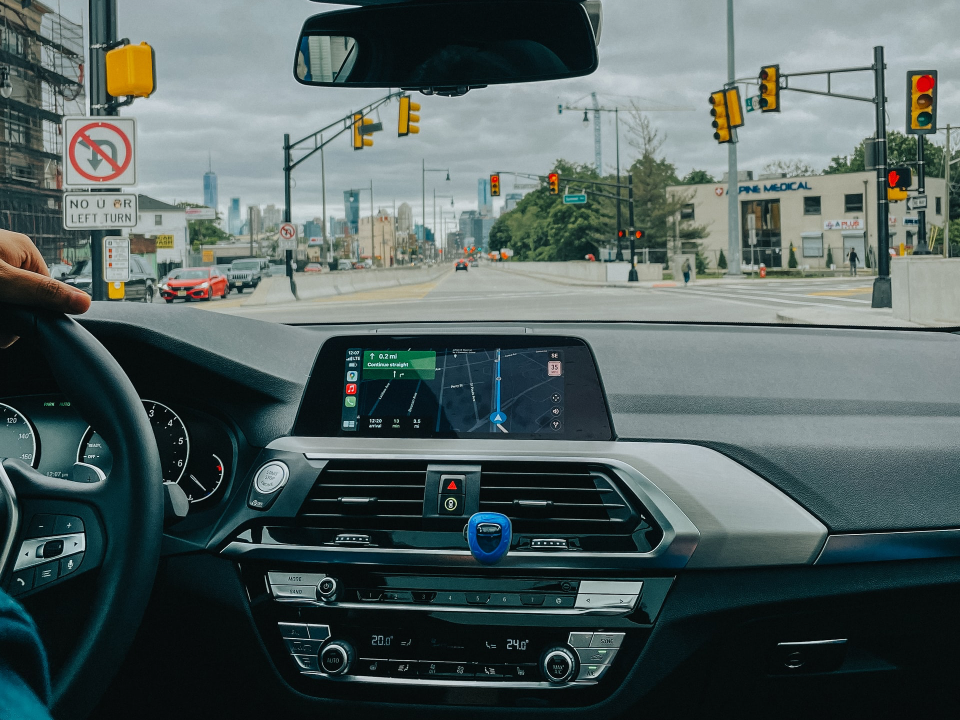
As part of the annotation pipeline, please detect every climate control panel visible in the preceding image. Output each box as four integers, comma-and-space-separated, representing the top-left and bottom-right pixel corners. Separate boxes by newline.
277, 622, 626, 687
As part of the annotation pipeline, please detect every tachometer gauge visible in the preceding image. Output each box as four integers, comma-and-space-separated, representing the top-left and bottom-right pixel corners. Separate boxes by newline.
78, 400, 189, 483
180, 453, 225, 504
0, 402, 38, 468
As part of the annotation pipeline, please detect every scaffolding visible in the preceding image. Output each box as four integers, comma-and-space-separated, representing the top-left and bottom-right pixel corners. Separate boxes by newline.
1, 1, 89, 261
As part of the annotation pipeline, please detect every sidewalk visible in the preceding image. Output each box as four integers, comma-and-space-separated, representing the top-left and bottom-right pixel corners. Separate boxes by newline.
775, 306, 925, 328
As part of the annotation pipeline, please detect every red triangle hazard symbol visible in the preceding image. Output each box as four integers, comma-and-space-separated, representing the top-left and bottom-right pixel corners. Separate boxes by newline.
446, 479, 459, 491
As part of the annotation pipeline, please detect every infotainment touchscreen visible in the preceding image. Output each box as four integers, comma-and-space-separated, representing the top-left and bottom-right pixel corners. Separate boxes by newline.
294, 336, 612, 440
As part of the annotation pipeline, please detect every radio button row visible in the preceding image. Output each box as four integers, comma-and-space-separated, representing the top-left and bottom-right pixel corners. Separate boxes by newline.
271, 584, 317, 599
520, 594, 545, 606
268, 572, 325, 587
590, 632, 625, 648
574, 594, 639, 610
465, 593, 490, 605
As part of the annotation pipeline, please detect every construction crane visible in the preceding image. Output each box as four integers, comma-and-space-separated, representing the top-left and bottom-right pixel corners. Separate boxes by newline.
558, 93, 693, 174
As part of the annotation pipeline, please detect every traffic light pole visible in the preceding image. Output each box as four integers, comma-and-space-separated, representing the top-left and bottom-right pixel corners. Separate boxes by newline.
914, 134, 930, 254
88, 0, 118, 302
725, 0, 741, 277
628, 175, 638, 281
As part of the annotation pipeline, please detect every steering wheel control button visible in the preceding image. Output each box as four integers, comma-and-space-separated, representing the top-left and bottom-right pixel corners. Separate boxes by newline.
254, 462, 289, 494
9, 568, 34, 596
34, 561, 59, 587
59, 553, 83, 577
39, 539, 64, 559
319, 641, 354, 676
590, 633, 625, 649
316, 576, 340, 601
278, 623, 309, 639
248, 461, 290, 511
568, 632, 595, 648
25, 514, 57, 539
53, 515, 83, 535
293, 654, 320, 672
541, 648, 576, 684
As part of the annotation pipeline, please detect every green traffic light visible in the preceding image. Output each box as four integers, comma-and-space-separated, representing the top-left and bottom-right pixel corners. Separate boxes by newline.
917, 112, 932, 127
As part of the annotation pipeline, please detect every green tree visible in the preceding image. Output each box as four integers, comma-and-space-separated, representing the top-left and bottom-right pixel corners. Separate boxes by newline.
679, 169, 716, 185
763, 159, 815, 178
695, 251, 708, 274
788, 243, 798, 269
717, 249, 727, 270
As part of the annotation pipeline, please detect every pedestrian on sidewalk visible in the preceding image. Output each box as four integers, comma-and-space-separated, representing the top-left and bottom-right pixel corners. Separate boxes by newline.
847, 248, 859, 277
681, 258, 692, 285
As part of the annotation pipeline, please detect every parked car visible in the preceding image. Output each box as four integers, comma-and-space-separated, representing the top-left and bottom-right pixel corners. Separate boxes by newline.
303, 263, 324, 273
337, 259, 354, 271
227, 258, 263, 293
455, 259, 469, 271
60, 256, 157, 302
353, 262, 366, 270
159, 266, 229, 302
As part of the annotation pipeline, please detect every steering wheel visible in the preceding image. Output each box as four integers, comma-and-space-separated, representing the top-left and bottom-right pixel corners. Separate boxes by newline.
0, 308, 163, 720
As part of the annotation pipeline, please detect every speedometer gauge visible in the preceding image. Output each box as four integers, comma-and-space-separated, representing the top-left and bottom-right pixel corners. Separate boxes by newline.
78, 400, 189, 483
0, 402, 38, 468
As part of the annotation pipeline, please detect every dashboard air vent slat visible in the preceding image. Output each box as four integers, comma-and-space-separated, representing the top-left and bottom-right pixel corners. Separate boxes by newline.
299, 460, 427, 531
479, 462, 640, 535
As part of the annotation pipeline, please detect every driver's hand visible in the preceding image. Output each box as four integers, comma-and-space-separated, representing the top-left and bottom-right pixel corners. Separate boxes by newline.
0, 229, 91, 348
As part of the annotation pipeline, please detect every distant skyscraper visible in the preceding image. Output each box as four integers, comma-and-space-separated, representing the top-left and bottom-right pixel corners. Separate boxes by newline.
262, 204, 282, 230
502, 193, 523, 214
344, 190, 361, 235
477, 178, 493, 217
203, 156, 218, 214
397, 202, 413, 233
228, 197, 241, 234
330, 217, 348, 237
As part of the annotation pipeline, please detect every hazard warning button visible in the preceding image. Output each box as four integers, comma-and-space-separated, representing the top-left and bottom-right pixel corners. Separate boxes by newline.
439, 474, 464, 494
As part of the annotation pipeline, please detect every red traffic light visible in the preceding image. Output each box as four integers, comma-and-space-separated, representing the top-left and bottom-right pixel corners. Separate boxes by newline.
887, 166, 912, 190
916, 74, 935, 93
617, 229, 626, 239
634, 230, 644, 240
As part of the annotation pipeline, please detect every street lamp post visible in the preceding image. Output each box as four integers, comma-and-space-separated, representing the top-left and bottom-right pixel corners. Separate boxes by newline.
423, 159, 450, 258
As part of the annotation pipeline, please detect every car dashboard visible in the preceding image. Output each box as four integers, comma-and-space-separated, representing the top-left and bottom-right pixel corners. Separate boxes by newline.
3, 304, 960, 719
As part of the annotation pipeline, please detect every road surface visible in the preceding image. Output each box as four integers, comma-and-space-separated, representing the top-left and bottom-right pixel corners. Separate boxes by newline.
184, 265, 880, 324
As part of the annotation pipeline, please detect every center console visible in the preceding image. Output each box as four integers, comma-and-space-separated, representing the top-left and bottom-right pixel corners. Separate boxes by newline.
220, 335, 699, 708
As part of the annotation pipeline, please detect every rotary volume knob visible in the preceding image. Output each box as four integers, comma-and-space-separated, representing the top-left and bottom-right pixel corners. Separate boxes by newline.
541, 647, 577, 684
319, 641, 355, 676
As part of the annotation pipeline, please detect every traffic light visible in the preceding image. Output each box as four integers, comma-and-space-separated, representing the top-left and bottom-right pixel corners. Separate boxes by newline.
906, 70, 937, 134
617, 229, 627, 240
634, 230, 644, 241
105, 41, 156, 98
548, 172, 559, 195
353, 114, 374, 150
887, 166, 912, 202
490, 174, 500, 197
398, 95, 421, 137
709, 91, 731, 143
758, 65, 780, 112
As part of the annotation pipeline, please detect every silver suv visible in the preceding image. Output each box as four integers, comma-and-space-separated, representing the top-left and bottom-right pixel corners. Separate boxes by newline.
227, 259, 263, 293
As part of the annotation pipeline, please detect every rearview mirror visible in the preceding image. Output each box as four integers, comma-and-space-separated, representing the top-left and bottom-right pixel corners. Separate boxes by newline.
294, 1, 600, 94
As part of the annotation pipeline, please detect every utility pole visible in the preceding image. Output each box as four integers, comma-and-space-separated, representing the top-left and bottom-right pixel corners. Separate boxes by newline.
872, 45, 891, 307
88, 0, 118, 301
946, 125, 952, 258
321, 136, 328, 250
248, 205, 254, 257
370, 179, 375, 267
628, 175, 638, 281
725, 0, 741, 276
615, 107, 623, 261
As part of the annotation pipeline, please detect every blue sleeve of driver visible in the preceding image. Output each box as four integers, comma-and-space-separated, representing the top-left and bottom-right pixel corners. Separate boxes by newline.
0, 590, 52, 720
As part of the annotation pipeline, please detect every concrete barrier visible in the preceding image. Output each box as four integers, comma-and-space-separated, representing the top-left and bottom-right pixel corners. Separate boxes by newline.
492, 261, 662, 284
244, 264, 450, 306
892, 256, 960, 325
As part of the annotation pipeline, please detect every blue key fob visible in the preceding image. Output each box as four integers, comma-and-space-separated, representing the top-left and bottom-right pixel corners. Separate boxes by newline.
466, 512, 512, 565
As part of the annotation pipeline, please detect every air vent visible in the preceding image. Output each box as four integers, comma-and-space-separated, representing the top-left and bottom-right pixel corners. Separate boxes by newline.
479, 462, 642, 536
299, 460, 427, 531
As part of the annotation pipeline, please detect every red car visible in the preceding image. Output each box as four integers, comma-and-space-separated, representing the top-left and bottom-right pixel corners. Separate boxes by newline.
160, 266, 229, 303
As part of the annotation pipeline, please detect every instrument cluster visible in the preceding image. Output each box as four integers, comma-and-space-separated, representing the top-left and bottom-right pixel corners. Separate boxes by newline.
0, 395, 234, 509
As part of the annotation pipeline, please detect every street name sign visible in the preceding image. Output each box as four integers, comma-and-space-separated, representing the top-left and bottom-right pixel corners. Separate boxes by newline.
563, 193, 587, 204
63, 117, 137, 187
103, 237, 130, 282
745, 95, 761, 112
63, 192, 137, 229
906, 195, 928, 211
903, 216, 920, 226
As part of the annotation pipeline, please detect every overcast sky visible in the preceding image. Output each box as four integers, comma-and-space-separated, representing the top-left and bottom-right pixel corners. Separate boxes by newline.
54, 0, 960, 226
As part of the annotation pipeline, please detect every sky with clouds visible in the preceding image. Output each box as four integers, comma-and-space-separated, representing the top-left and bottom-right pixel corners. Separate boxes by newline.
53, 0, 960, 227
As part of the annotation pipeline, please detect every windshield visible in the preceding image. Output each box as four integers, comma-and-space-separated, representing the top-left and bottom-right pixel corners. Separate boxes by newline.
35, 2, 956, 328
169, 270, 209, 280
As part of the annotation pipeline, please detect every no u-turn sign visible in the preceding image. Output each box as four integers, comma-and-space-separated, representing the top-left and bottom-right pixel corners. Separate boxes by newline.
63, 117, 137, 187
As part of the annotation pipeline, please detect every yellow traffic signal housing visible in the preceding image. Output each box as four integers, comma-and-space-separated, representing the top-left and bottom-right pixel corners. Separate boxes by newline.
490, 174, 500, 196
398, 95, 421, 137
353, 114, 374, 150
906, 70, 937, 135
547, 172, 559, 195
887, 188, 908, 202
759, 65, 780, 113
725, 87, 744, 129
710, 91, 731, 143
105, 42, 156, 98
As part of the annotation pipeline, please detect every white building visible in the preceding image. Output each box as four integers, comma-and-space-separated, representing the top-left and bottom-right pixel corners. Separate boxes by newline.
397, 202, 413, 233
668, 171, 948, 270
125, 195, 188, 269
